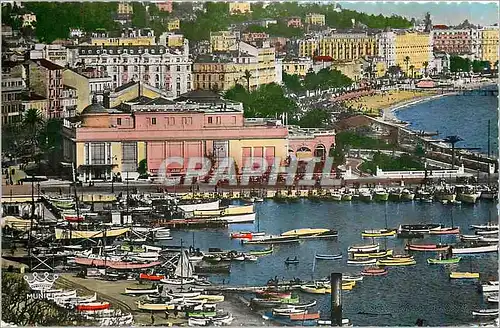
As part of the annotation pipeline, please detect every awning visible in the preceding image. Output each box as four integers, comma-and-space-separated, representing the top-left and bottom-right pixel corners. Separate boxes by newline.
78, 164, 118, 169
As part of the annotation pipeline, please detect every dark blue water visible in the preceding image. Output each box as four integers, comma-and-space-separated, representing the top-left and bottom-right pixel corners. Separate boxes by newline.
394, 90, 499, 156
165, 200, 498, 326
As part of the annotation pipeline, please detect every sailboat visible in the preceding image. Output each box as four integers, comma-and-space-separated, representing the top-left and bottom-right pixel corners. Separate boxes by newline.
361, 207, 396, 238
161, 247, 196, 285
429, 206, 460, 235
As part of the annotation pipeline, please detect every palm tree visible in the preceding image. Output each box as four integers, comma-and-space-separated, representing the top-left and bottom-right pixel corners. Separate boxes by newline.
443, 135, 463, 169
404, 56, 410, 77
409, 65, 415, 79
23, 108, 44, 158
432, 67, 438, 76
423, 61, 429, 77
243, 69, 252, 91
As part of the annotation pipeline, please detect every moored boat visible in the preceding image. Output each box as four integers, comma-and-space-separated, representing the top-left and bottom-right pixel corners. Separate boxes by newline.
139, 273, 165, 281
450, 272, 480, 279
481, 281, 499, 293
452, 244, 498, 254
406, 244, 450, 252
427, 257, 461, 264
429, 227, 460, 235
348, 244, 379, 253
230, 231, 266, 239
76, 302, 111, 311
315, 253, 342, 260
352, 249, 393, 258
472, 309, 499, 316
124, 287, 159, 295
361, 229, 396, 238
243, 235, 299, 244
248, 246, 273, 256
373, 189, 389, 202
376, 259, 416, 266
361, 268, 388, 276
289, 312, 321, 321
347, 258, 377, 265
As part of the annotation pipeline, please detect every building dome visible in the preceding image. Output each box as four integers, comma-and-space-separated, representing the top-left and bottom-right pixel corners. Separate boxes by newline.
81, 96, 108, 115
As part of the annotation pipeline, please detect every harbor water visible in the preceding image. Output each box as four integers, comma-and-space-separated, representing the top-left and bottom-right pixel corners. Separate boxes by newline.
165, 200, 498, 326
394, 88, 499, 156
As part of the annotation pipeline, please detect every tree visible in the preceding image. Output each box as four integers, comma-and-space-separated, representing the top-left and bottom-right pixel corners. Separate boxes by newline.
404, 56, 411, 77
387, 65, 401, 78
298, 108, 332, 128
450, 56, 472, 73
423, 61, 429, 76
23, 108, 44, 158
137, 159, 148, 176
243, 69, 252, 91
131, 2, 148, 28
409, 65, 415, 79
282, 73, 304, 93
2, 272, 87, 326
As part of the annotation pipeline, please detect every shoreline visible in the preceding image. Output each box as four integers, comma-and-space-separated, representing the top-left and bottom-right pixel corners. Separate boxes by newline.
382, 80, 498, 122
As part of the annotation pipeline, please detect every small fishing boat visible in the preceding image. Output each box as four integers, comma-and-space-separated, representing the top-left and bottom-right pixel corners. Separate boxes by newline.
348, 244, 380, 253
187, 311, 217, 318
460, 234, 480, 241
281, 228, 330, 237
124, 287, 159, 295
243, 235, 299, 244
452, 244, 498, 254
139, 273, 165, 281
470, 223, 499, 230
376, 259, 416, 266
487, 295, 499, 303
286, 300, 317, 309
479, 236, 499, 243
427, 257, 461, 264
475, 229, 499, 235
244, 254, 258, 261
315, 253, 342, 260
290, 312, 321, 321
285, 257, 299, 265
429, 227, 460, 235
361, 229, 396, 238
472, 309, 499, 316
272, 308, 307, 316
347, 258, 377, 265
160, 278, 196, 285
256, 290, 292, 299
406, 244, 450, 252
317, 318, 351, 326
248, 246, 273, 256
481, 281, 499, 293
399, 224, 441, 233
342, 275, 363, 282
361, 268, 388, 276
352, 249, 393, 258
449, 272, 480, 279
76, 302, 111, 311
230, 231, 266, 239
168, 291, 201, 298
192, 294, 225, 302
136, 302, 175, 311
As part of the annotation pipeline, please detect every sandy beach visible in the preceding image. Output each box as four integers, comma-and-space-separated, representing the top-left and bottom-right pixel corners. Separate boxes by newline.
344, 90, 439, 117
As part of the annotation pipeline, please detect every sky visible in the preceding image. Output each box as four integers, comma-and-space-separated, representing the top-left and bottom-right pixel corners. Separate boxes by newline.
338, 1, 499, 26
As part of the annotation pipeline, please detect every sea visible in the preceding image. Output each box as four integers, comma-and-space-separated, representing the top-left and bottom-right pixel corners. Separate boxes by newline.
394, 85, 499, 156
162, 91, 499, 326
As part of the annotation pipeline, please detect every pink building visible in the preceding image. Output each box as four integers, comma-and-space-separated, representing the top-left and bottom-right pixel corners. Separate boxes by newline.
287, 17, 303, 28
242, 32, 269, 43
156, 1, 173, 13
432, 28, 475, 56
62, 91, 336, 181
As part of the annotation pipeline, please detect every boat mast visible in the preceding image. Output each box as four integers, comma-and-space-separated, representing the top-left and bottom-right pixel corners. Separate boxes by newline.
487, 119, 491, 186
257, 207, 260, 233
180, 238, 184, 291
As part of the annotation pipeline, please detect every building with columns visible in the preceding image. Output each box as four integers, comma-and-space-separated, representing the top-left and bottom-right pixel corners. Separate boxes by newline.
299, 33, 377, 61
62, 91, 335, 181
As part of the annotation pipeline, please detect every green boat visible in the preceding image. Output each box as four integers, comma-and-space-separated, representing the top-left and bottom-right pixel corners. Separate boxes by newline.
120, 244, 145, 253
373, 190, 389, 202
341, 194, 353, 201
188, 311, 217, 318
427, 257, 461, 265
248, 246, 273, 256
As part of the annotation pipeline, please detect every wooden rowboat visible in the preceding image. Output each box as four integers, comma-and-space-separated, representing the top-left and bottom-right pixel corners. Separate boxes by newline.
76, 302, 110, 311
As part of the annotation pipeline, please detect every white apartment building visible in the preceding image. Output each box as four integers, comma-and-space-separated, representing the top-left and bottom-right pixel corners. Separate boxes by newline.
61, 85, 78, 118
376, 31, 396, 68
30, 44, 69, 67
67, 40, 193, 97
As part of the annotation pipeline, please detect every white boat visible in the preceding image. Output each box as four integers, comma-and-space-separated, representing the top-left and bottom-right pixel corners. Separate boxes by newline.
47, 290, 77, 300
208, 212, 256, 223
476, 230, 499, 236
479, 236, 499, 243
347, 258, 377, 265
124, 287, 159, 295
452, 244, 498, 254
472, 309, 499, 316
470, 223, 499, 230
168, 291, 201, 298
318, 318, 351, 326
461, 235, 480, 241
482, 281, 499, 293
178, 200, 220, 212
487, 295, 499, 303
342, 275, 364, 282
348, 244, 380, 253
272, 308, 307, 315
161, 278, 196, 285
